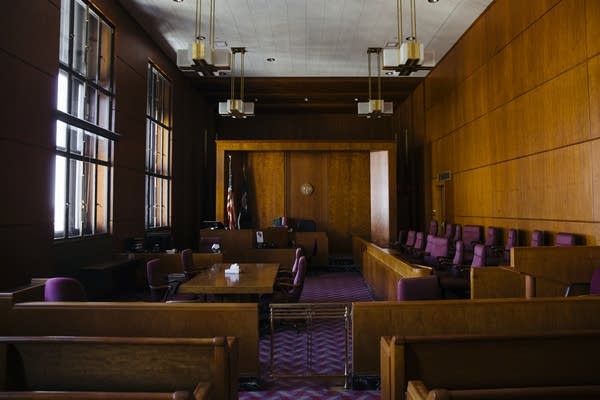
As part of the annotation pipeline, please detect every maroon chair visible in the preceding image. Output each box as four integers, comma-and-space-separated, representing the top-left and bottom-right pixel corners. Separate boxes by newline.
531, 230, 545, 247
438, 243, 486, 299
44, 277, 86, 301
146, 258, 196, 302
555, 232, 577, 246
277, 247, 303, 284
428, 220, 438, 236
501, 228, 519, 265
272, 255, 307, 303
401, 230, 417, 253
397, 276, 442, 301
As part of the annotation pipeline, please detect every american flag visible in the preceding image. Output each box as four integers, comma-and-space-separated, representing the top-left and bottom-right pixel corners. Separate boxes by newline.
226, 155, 237, 230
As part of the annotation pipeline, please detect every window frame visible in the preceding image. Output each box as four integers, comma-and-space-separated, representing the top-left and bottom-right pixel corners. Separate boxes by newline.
145, 62, 173, 230
54, 0, 117, 240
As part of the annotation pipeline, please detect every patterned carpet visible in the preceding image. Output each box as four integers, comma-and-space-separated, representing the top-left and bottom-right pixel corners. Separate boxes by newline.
240, 269, 379, 400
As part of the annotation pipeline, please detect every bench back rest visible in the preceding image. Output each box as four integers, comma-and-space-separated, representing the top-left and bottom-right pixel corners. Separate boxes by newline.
1, 302, 258, 379
1, 336, 236, 399
382, 331, 600, 400
353, 297, 600, 376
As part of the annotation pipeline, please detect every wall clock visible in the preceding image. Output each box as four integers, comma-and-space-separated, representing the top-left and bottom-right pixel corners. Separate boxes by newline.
300, 182, 314, 196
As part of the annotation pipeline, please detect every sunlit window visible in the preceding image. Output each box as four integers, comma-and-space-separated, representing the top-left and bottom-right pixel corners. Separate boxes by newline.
145, 64, 172, 229
55, 0, 115, 239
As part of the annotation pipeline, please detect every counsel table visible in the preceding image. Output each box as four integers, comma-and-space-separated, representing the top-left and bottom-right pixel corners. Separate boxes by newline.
178, 263, 280, 301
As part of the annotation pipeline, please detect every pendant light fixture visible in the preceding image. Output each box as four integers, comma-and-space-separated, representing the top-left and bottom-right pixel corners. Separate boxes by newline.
219, 47, 255, 118
357, 48, 393, 118
176, 0, 230, 75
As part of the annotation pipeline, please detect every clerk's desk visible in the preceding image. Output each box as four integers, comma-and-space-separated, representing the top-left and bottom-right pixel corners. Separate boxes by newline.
200, 228, 328, 267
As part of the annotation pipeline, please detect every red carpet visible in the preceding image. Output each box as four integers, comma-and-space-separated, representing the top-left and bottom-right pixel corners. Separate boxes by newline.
240, 270, 379, 400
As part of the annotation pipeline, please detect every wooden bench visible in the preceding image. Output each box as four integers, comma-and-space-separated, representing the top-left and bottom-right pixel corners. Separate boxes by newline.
0, 335, 237, 400
0, 300, 259, 378
380, 331, 600, 400
466, 246, 600, 299
352, 296, 600, 379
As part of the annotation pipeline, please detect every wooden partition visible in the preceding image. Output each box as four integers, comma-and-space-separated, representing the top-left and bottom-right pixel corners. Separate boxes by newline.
352, 296, 600, 377
199, 228, 329, 267
511, 245, 600, 297
0, 300, 259, 378
353, 236, 432, 300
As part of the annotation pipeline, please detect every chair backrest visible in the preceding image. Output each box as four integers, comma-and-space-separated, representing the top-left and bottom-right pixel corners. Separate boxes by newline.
146, 258, 168, 302
292, 247, 303, 274
44, 277, 86, 301
429, 220, 438, 236
505, 229, 519, 250
180, 248, 193, 273
531, 230, 544, 247
296, 219, 316, 232
405, 230, 416, 247
452, 240, 464, 265
463, 225, 483, 250
471, 243, 487, 267
397, 276, 442, 301
397, 230, 408, 246
423, 234, 436, 255
413, 232, 426, 251
289, 256, 308, 300
590, 267, 600, 296
485, 227, 502, 246
424, 236, 449, 266
556, 232, 576, 246
444, 223, 455, 240
453, 224, 462, 242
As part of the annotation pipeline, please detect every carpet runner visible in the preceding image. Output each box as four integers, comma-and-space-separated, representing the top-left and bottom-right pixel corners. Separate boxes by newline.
239, 270, 379, 400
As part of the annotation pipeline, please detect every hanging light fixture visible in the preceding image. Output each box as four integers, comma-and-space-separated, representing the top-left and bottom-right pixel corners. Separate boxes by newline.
219, 47, 255, 118
357, 48, 393, 118
176, 0, 230, 75
382, 0, 435, 75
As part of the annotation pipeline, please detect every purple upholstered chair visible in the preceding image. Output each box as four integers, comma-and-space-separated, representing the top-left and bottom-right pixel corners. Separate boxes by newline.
146, 258, 196, 302
429, 220, 438, 236
44, 277, 86, 301
401, 230, 417, 253
438, 243, 486, 299
277, 247, 303, 284
180, 248, 207, 279
397, 276, 442, 301
421, 235, 449, 268
409, 232, 426, 256
501, 228, 519, 265
453, 224, 462, 243
531, 230, 545, 247
272, 255, 307, 303
555, 232, 576, 246
444, 223, 455, 241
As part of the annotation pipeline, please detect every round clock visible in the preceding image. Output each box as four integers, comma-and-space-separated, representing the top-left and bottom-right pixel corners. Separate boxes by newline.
300, 182, 314, 196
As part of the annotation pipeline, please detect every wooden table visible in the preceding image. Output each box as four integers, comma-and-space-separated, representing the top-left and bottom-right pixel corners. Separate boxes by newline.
178, 263, 280, 301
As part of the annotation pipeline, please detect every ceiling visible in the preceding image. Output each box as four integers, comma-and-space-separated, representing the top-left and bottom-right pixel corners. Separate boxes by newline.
118, 0, 493, 112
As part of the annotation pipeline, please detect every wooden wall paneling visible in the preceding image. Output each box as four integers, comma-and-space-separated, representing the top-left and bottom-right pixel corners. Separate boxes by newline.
286, 152, 326, 229
587, 0, 600, 57
487, 44, 515, 111
327, 152, 371, 254
247, 152, 286, 229
589, 55, 600, 139
528, 0, 588, 91
0, 1, 60, 76
370, 152, 393, 247
595, 141, 600, 226
540, 64, 590, 147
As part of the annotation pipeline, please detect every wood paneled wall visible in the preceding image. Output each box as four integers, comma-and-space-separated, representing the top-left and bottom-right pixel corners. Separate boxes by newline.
0, 1, 208, 289
406, 0, 600, 244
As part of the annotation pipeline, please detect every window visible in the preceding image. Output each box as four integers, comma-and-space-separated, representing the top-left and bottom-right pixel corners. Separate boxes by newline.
54, 0, 115, 239
145, 64, 172, 229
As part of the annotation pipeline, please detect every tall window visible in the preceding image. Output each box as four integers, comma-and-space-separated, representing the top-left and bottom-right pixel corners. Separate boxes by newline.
145, 64, 172, 229
54, 0, 115, 239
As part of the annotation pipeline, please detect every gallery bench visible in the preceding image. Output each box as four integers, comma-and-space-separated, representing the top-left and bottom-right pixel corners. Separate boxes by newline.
380, 330, 600, 400
0, 300, 259, 378
0, 335, 237, 400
